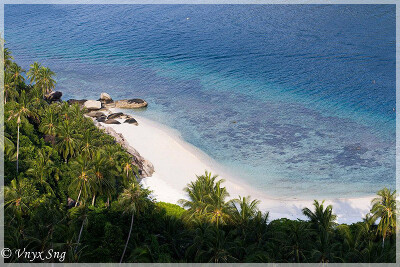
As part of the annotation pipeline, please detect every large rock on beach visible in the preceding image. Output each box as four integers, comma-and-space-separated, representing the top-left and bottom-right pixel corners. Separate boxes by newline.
45, 91, 62, 102
104, 119, 121, 124
100, 92, 112, 101
97, 116, 107, 123
67, 99, 87, 106
124, 118, 138, 125
99, 93, 114, 108
84, 100, 102, 110
87, 111, 106, 118
115, 99, 148, 109
103, 102, 116, 109
107, 112, 124, 120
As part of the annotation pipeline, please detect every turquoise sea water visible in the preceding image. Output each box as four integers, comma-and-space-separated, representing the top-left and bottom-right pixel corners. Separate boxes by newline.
5, 4, 396, 198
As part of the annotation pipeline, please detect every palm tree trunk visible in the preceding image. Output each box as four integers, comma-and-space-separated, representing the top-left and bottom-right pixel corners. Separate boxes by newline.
75, 188, 82, 207
16, 122, 20, 174
107, 196, 110, 207
75, 219, 85, 253
120, 213, 134, 263
134, 172, 139, 183
91, 194, 96, 206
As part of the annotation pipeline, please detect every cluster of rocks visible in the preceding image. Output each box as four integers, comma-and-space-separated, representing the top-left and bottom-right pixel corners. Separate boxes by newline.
86, 110, 138, 126
67, 92, 146, 125
68, 93, 148, 111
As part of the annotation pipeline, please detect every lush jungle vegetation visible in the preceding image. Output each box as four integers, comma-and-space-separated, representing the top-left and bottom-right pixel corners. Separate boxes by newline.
2, 48, 397, 263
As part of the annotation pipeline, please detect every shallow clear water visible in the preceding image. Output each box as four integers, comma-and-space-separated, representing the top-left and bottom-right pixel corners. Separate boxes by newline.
5, 4, 396, 198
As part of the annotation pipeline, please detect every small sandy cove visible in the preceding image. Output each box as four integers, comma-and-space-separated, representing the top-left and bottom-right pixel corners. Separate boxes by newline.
101, 109, 374, 224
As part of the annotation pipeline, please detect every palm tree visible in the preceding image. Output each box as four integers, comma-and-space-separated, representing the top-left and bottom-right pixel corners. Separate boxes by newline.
56, 120, 81, 162
29, 85, 45, 108
119, 156, 139, 185
179, 171, 220, 222
337, 223, 365, 262
103, 145, 123, 205
26, 62, 42, 84
302, 200, 337, 232
370, 188, 397, 247
7, 91, 37, 174
103, 145, 126, 168
58, 101, 70, 119
187, 224, 236, 263
3, 132, 17, 161
80, 130, 96, 159
229, 196, 260, 226
179, 181, 208, 221
4, 178, 39, 216
70, 156, 95, 206
186, 222, 212, 261
283, 221, 311, 263
90, 150, 114, 206
302, 200, 338, 263
69, 205, 89, 255
205, 180, 231, 228
38, 66, 56, 95
203, 228, 237, 263
180, 171, 231, 227
26, 148, 56, 194
69, 103, 85, 126
10, 63, 25, 94
4, 47, 14, 70
118, 182, 150, 263
247, 211, 269, 246
40, 106, 58, 137
310, 230, 341, 263
4, 71, 18, 104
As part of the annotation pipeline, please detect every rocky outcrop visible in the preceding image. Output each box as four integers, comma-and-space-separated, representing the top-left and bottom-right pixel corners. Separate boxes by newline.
124, 118, 138, 126
68, 95, 147, 110
104, 119, 121, 124
84, 100, 102, 110
87, 111, 108, 123
115, 99, 148, 109
92, 119, 154, 178
67, 99, 87, 106
45, 91, 63, 102
87, 111, 106, 118
107, 112, 124, 120
97, 116, 107, 123
100, 92, 112, 101
99, 93, 114, 108
103, 102, 116, 109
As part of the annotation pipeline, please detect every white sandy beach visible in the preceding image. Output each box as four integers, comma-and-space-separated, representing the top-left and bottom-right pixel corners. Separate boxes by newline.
101, 110, 375, 224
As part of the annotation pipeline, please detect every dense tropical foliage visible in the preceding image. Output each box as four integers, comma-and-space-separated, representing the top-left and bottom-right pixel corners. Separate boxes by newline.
2, 48, 397, 263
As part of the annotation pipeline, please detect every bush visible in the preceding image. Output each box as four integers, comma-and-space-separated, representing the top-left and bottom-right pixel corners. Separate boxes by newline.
156, 202, 185, 219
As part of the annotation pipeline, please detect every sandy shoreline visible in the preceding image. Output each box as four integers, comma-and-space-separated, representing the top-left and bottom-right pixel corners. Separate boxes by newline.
101, 109, 374, 224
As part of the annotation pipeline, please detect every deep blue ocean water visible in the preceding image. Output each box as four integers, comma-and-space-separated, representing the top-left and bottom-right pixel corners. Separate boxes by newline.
5, 4, 396, 198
